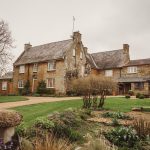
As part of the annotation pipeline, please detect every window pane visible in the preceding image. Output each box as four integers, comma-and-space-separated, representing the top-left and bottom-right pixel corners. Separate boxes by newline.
2, 82, 7, 90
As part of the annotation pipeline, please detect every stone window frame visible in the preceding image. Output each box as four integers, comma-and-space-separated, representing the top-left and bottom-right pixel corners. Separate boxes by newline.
18, 80, 24, 88
19, 65, 25, 74
127, 66, 137, 74
47, 61, 56, 71
80, 51, 83, 59
105, 69, 113, 77
73, 48, 76, 57
2, 81, 7, 90
33, 63, 38, 73
46, 78, 55, 88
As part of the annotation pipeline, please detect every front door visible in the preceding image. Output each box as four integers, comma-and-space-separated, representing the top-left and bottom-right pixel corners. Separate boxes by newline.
32, 79, 38, 93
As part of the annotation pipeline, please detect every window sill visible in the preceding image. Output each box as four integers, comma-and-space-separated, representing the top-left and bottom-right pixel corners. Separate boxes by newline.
47, 69, 56, 72
18, 87, 24, 89
47, 87, 55, 89
2, 89, 7, 91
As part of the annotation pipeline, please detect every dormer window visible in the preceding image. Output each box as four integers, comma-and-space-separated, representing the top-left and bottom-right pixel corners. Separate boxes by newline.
19, 65, 25, 74
73, 49, 76, 57
127, 66, 137, 74
105, 70, 113, 77
33, 63, 38, 72
80, 51, 83, 59
47, 61, 56, 71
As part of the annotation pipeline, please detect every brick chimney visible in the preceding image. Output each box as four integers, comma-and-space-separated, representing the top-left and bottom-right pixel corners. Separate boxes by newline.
73, 31, 81, 43
83, 47, 88, 54
24, 43, 32, 51
123, 44, 129, 54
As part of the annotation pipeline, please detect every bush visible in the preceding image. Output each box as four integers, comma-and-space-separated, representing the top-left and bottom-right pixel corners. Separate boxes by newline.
34, 117, 54, 130
16, 122, 28, 137
105, 126, 139, 148
125, 95, 130, 99
36, 80, 47, 94
102, 112, 131, 120
139, 94, 145, 99
136, 93, 141, 98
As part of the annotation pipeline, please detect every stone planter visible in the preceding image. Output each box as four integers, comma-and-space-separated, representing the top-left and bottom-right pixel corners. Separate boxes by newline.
0, 110, 22, 143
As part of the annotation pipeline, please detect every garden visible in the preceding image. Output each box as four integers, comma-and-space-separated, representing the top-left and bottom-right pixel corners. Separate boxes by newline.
0, 76, 150, 150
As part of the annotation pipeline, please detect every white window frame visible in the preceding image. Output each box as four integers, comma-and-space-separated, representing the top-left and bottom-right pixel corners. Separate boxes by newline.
18, 80, 24, 88
19, 65, 25, 74
2, 81, 7, 91
46, 78, 55, 88
127, 66, 137, 74
105, 70, 113, 77
47, 61, 56, 71
33, 63, 38, 72
80, 51, 83, 59
73, 49, 76, 57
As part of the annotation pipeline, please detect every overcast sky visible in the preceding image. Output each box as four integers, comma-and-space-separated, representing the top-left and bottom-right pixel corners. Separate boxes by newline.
0, 0, 150, 63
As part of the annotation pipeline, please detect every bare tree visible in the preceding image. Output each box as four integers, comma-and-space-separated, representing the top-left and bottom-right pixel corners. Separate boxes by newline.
0, 20, 13, 76
72, 75, 117, 109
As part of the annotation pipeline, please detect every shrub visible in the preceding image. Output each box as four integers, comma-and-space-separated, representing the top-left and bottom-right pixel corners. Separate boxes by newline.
136, 93, 141, 98
16, 122, 28, 137
34, 117, 54, 130
132, 118, 150, 139
102, 112, 131, 120
125, 95, 130, 99
105, 126, 139, 148
36, 80, 47, 94
23, 80, 30, 95
139, 94, 145, 99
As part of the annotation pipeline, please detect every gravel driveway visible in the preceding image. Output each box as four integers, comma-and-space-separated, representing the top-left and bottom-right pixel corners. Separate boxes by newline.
0, 96, 81, 109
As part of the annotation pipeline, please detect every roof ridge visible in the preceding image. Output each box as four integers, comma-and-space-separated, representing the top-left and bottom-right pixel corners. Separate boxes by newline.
91, 49, 123, 55
31, 39, 72, 49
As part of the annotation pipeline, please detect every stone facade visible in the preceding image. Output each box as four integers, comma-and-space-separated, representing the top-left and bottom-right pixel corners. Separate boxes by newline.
12, 32, 87, 95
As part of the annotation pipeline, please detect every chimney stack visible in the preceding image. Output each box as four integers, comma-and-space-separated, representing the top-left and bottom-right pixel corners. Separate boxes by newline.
83, 47, 88, 54
72, 31, 81, 43
24, 43, 32, 51
123, 44, 129, 54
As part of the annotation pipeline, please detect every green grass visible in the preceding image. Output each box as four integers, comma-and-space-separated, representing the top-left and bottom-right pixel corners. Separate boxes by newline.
13, 99, 82, 126
0, 96, 28, 103
12, 97, 150, 126
104, 97, 150, 112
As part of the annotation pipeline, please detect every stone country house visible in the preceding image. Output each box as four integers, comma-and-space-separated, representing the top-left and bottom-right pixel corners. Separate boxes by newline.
0, 31, 150, 95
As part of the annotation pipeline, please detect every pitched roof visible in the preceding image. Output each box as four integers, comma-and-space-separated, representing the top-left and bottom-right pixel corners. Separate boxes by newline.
14, 39, 73, 66
91, 49, 126, 69
125, 58, 150, 66
0, 71, 13, 80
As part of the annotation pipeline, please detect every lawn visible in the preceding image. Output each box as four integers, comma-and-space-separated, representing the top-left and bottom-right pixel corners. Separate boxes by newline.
12, 97, 150, 126
0, 96, 28, 103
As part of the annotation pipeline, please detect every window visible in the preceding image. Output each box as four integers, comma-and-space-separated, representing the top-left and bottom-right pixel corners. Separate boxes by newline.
19, 65, 25, 73
80, 51, 83, 59
18, 80, 24, 88
47, 61, 56, 71
33, 63, 38, 72
2, 81, 7, 90
105, 70, 113, 77
134, 82, 144, 90
46, 78, 55, 88
127, 66, 137, 74
81, 66, 85, 77
73, 49, 75, 57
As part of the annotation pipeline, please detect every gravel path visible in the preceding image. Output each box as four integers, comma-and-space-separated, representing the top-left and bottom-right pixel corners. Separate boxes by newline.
0, 97, 81, 109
